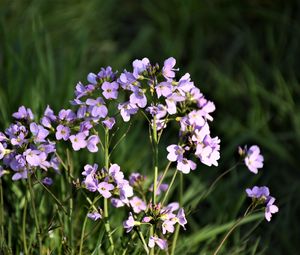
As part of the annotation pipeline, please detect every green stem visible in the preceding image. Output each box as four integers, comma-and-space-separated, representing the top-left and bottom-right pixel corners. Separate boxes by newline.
213, 204, 254, 255
156, 161, 172, 190
152, 116, 158, 205
22, 199, 28, 255
0, 179, 4, 244
79, 214, 88, 255
170, 172, 183, 255
136, 229, 150, 254
149, 226, 154, 255
161, 170, 178, 205
67, 150, 74, 255
103, 128, 116, 255
27, 175, 43, 254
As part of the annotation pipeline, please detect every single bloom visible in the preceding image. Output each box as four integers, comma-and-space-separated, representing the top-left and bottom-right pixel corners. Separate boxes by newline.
97, 181, 114, 198
55, 125, 70, 141
148, 236, 168, 250
69, 133, 87, 151
244, 145, 264, 174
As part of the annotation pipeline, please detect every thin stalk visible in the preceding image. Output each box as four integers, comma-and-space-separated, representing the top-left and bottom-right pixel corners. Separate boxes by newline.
150, 116, 159, 255
152, 116, 158, 205
79, 214, 88, 255
161, 170, 178, 205
199, 162, 240, 202
103, 128, 116, 255
34, 174, 67, 214
170, 173, 183, 255
213, 203, 255, 255
136, 229, 150, 254
22, 199, 28, 255
121, 232, 137, 255
67, 150, 74, 255
149, 226, 154, 255
156, 161, 172, 190
27, 175, 43, 254
0, 179, 4, 243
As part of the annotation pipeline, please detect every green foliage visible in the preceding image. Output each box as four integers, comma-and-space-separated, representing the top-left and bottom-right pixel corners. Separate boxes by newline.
0, 0, 299, 254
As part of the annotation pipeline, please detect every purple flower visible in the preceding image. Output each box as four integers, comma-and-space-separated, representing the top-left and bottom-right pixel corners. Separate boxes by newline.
177, 158, 197, 174
265, 197, 279, 222
87, 72, 98, 85
177, 208, 187, 229
102, 117, 116, 130
195, 135, 220, 167
148, 236, 168, 250
82, 164, 98, 176
129, 172, 144, 186
41, 105, 56, 128
0, 143, 6, 159
42, 177, 53, 186
162, 220, 175, 234
56, 125, 70, 141
12, 170, 28, 181
118, 180, 134, 200
132, 58, 150, 78
129, 196, 146, 214
69, 133, 87, 151
102, 81, 119, 99
155, 82, 173, 98
108, 164, 124, 185
24, 149, 41, 167
97, 181, 114, 198
0, 166, 5, 178
244, 145, 264, 174
86, 97, 108, 118
167, 144, 185, 162
162, 57, 178, 80
246, 186, 270, 199
130, 89, 147, 108
111, 198, 127, 208
147, 104, 167, 119
83, 174, 99, 192
87, 211, 102, 221
12, 106, 34, 121
123, 212, 136, 233
87, 135, 100, 153
118, 102, 138, 122
165, 93, 185, 115
58, 109, 76, 121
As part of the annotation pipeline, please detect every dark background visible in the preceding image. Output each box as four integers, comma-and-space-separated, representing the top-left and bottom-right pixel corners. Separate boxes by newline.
1, 0, 300, 254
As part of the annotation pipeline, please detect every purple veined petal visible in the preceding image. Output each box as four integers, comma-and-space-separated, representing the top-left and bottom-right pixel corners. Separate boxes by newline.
87, 135, 100, 153
123, 212, 136, 233
69, 133, 87, 151
129, 196, 147, 214
162, 220, 175, 234
56, 125, 71, 141
42, 177, 53, 186
12, 170, 28, 181
82, 164, 98, 176
87, 72, 97, 84
98, 182, 114, 198
83, 174, 98, 192
102, 117, 116, 130
165, 97, 178, 115
177, 208, 187, 229
87, 211, 102, 221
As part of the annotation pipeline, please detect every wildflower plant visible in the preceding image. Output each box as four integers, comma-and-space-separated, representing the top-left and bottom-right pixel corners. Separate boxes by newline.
0, 57, 278, 254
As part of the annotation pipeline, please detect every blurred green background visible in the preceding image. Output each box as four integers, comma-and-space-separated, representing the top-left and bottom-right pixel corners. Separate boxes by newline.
1, 0, 300, 254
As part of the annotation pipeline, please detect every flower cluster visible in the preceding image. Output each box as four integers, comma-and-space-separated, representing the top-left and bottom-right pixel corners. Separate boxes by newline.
241, 145, 278, 221
81, 162, 186, 250
246, 186, 279, 222
0, 106, 59, 181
